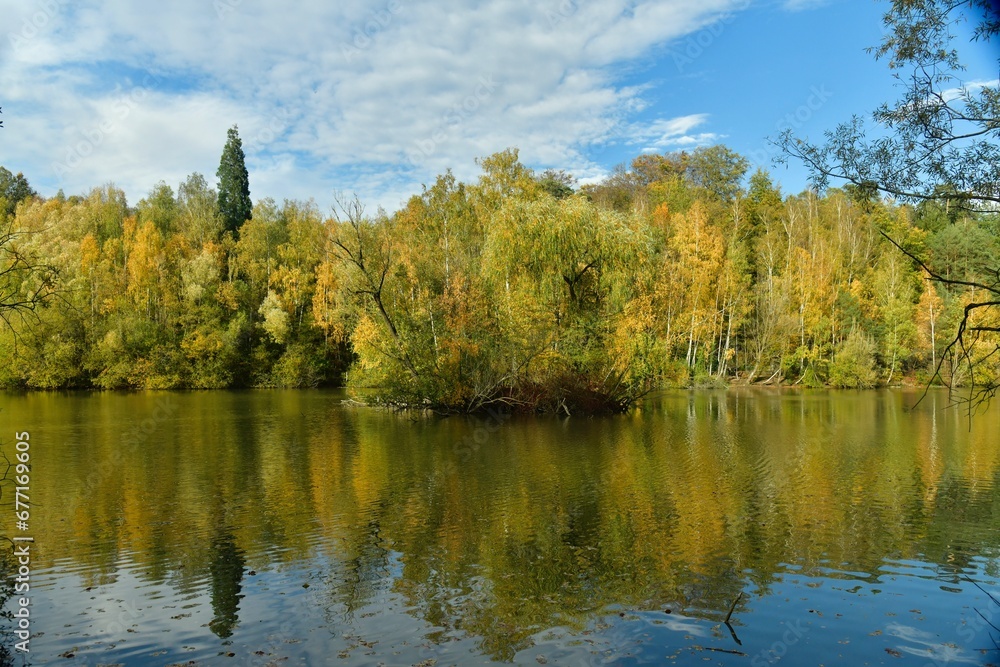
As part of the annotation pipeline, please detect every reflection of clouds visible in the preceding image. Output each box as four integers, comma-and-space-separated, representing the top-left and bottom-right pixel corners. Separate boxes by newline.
657, 614, 709, 636
595, 610, 713, 665
885, 623, 980, 664
626, 610, 709, 637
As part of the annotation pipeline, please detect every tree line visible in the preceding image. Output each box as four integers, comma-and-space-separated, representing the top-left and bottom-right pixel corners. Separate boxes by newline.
0, 143, 997, 412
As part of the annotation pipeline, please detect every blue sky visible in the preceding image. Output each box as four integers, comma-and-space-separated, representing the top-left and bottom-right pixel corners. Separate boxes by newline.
0, 0, 996, 211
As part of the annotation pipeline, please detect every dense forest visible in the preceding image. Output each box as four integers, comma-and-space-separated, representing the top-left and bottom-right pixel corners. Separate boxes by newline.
1, 144, 998, 412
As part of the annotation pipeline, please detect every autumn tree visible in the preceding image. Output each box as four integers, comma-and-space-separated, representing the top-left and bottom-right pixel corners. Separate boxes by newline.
485, 193, 649, 410
178, 173, 222, 246
0, 170, 57, 336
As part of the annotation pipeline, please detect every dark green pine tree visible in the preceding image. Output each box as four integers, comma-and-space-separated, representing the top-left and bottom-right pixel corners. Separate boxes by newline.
217, 125, 251, 236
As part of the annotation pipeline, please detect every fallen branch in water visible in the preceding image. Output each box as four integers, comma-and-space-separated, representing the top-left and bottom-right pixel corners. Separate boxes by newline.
964, 576, 1000, 650
722, 591, 745, 646
725, 591, 743, 624
692, 645, 748, 657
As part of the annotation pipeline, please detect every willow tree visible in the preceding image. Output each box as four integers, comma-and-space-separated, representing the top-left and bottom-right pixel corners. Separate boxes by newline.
483, 194, 650, 412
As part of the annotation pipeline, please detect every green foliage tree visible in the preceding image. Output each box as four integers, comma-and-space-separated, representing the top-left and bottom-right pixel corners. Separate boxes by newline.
829, 328, 879, 388
217, 125, 252, 237
0, 166, 37, 217
536, 169, 576, 199
744, 169, 783, 280
178, 173, 222, 245
685, 145, 749, 203
137, 181, 179, 236
485, 193, 650, 410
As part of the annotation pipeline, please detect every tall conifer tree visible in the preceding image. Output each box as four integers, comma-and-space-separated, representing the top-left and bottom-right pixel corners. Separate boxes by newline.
217, 125, 251, 236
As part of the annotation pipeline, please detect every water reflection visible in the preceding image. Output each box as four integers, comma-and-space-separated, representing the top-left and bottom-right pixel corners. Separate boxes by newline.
4, 388, 1000, 664
208, 527, 245, 639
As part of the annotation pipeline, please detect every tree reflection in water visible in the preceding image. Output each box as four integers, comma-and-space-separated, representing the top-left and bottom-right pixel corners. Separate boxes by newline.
208, 527, 245, 639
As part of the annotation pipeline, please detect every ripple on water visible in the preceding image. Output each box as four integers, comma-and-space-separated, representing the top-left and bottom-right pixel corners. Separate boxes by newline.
17, 389, 1000, 665
32, 552, 236, 665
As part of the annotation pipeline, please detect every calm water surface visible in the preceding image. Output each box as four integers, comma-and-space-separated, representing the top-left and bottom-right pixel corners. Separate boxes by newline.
2, 389, 1000, 666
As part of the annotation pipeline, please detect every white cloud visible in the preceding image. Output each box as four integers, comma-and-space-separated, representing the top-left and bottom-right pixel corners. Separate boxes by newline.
625, 113, 722, 152
0, 0, 748, 211
940, 78, 999, 103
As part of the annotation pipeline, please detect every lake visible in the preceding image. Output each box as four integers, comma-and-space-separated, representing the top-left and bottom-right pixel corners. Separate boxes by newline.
2, 388, 999, 665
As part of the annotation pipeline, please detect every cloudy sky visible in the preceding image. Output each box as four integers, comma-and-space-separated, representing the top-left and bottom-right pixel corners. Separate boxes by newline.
0, 0, 996, 212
